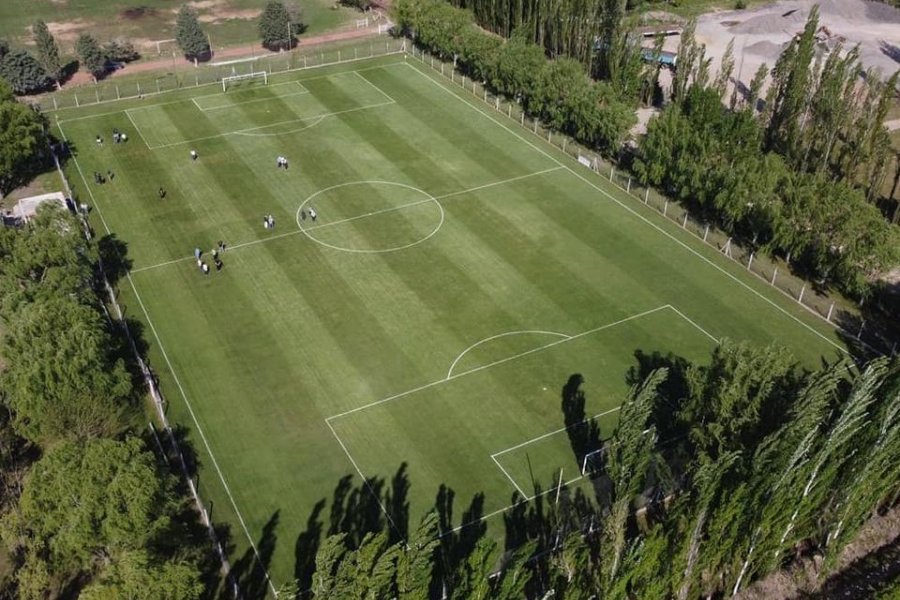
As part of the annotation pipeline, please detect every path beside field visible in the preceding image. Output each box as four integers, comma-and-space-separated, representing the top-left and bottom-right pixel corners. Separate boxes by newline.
65, 17, 391, 87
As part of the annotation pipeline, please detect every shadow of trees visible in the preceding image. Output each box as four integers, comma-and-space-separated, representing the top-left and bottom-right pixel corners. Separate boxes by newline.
561, 373, 601, 467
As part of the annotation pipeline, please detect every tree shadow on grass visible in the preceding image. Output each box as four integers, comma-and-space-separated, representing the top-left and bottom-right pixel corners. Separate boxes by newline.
230, 511, 279, 600
97, 232, 132, 286
561, 373, 601, 468
433, 484, 488, 597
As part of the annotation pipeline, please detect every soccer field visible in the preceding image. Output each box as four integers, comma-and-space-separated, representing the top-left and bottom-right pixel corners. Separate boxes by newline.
54, 53, 848, 592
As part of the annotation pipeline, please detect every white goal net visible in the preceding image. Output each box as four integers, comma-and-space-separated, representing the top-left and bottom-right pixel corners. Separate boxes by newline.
222, 71, 268, 92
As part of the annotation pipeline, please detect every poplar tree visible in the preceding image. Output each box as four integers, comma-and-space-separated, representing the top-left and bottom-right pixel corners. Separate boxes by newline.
75, 33, 106, 80
174, 5, 210, 65
32, 20, 61, 86
259, 0, 298, 51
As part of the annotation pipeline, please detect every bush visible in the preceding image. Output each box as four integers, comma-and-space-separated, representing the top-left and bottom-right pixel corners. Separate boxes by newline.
102, 39, 140, 63
0, 48, 51, 94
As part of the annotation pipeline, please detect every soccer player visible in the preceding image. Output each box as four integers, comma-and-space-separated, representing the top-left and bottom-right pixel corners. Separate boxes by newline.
158, 187, 166, 199
190, 150, 198, 161
309, 207, 317, 222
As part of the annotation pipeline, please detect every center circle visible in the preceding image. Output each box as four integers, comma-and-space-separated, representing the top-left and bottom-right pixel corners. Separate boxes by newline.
296, 181, 444, 253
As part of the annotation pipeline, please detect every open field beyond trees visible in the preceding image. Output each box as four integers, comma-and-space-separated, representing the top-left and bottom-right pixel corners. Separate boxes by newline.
0, 0, 361, 58
53, 53, 849, 590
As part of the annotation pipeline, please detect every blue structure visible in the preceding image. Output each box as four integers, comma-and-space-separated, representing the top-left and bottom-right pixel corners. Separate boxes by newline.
641, 48, 677, 68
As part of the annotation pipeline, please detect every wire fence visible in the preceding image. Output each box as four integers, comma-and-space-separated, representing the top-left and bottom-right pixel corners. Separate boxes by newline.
39, 36, 406, 112
407, 45, 895, 358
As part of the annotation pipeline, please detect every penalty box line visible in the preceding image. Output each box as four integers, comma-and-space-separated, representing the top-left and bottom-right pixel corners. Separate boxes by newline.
129, 166, 564, 274
326, 303, 718, 539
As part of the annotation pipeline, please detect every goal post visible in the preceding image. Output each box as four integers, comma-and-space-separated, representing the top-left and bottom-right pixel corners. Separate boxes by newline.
221, 71, 268, 92
581, 446, 607, 477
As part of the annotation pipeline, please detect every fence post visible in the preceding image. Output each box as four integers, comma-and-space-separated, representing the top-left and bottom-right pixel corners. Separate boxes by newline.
645, 188, 650, 204
610, 167, 614, 181
547, 130, 551, 143
771, 267, 778, 286
663, 200, 668, 217
520, 113, 524, 126
683, 213, 688, 229
441, 62, 444, 75
484, 89, 487, 102
534, 120, 538, 134
75, 91, 79, 107
627, 178, 632, 194
826, 302, 835, 322
563, 139, 567, 153
747, 252, 754, 270
798, 284, 806, 304
137, 82, 141, 95
116, 85, 120, 100
496, 97, 500, 110
703, 224, 709, 241
431, 56, 434, 68
508, 105, 511, 118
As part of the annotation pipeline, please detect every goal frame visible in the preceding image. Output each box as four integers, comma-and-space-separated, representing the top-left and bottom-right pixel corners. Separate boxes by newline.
222, 71, 268, 92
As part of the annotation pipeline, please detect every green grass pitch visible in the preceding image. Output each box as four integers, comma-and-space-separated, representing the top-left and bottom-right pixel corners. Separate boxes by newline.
54, 54, 847, 589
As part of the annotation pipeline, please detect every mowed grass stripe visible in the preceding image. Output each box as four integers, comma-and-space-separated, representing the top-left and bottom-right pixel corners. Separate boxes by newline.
361, 67, 553, 190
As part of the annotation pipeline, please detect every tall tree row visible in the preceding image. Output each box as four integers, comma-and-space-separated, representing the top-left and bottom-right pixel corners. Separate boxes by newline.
397, 0, 635, 155
0, 205, 212, 598
299, 340, 900, 598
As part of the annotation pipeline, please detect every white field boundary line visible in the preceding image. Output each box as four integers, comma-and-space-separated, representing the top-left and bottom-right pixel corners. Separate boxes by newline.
132, 100, 395, 150
54, 61, 409, 124
491, 455, 526, 498
46, 51, 408, 115
129, 166, 564, 274
124, 109, 152, 149
56, 121, 278, 598
324, 419, 407, 543
402, 59, 848, 356
354, 70, 398, 104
